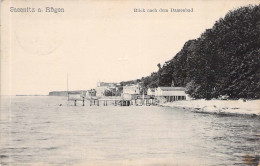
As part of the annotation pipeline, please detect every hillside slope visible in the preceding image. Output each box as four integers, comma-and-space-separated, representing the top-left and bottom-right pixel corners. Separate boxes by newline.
122, 5, 260, 99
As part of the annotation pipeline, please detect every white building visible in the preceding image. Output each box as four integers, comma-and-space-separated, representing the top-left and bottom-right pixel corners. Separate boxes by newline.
97, 81, 117, 88
85, 89, 96, 98
96, 86, 108, 96
123, 84, 140, 95
147, 88, 155, 96
155, 87, 189, 102
96, 81, 117, 96
121, 93, 132, 100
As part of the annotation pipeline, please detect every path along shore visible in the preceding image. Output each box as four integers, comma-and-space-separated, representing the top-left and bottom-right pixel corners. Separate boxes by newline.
160, 99, 260, 116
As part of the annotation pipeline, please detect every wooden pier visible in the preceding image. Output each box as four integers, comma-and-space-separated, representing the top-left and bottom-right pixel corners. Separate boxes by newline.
89, 98, 131, 106
68, 95, 156, 107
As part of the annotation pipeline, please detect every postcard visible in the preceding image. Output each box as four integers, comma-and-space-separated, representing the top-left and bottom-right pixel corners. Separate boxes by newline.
1, 0, 260, 165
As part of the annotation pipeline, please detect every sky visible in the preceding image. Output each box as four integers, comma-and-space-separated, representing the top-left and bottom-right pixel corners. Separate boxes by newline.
1, 0, 259, 95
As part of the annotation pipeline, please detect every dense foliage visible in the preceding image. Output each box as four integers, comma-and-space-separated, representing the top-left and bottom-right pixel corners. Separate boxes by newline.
121, 5, 260, 99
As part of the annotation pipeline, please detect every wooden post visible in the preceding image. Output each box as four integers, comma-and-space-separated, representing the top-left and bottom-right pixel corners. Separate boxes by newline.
82, 97, 85, 106
74, 100, 77, 106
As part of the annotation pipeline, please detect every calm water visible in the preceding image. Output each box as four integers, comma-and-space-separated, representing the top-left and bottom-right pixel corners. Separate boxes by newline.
0, 96, 259, 166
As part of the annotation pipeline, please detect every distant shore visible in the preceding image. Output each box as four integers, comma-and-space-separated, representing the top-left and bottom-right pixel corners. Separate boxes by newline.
16, 95, 47, 96
160, 99, 260, 116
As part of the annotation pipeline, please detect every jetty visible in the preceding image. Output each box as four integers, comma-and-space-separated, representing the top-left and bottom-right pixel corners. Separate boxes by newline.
68, 95, 155, 107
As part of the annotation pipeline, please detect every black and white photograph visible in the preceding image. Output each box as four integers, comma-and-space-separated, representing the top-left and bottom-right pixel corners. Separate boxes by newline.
1, 0, 260, 165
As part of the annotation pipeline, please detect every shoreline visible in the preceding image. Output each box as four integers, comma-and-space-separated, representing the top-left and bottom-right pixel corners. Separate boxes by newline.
160, 99, 260, 117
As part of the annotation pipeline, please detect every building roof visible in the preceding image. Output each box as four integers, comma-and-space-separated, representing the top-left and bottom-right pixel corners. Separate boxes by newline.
148, 88, 155, 92
124, 84, 139, 87
158, 87, 186, 91
98, 82, 117, 87
87, 89, 96, 92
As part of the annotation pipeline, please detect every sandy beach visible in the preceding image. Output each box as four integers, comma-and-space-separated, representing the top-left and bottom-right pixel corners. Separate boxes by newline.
161, 99, 260, 116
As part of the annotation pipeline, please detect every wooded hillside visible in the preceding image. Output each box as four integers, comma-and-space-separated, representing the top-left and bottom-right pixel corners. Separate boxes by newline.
121, 5, 260, 99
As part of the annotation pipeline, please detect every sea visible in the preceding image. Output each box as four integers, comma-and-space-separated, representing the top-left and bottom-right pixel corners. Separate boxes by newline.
0, 96, 259, 166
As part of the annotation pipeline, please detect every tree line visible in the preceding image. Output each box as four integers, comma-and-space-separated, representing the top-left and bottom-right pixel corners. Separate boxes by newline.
121, 5, 260, 99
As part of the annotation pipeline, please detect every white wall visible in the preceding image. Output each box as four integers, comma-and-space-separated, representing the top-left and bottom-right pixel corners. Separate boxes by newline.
96, 86, 108, 96
123, 85, 140, 95
147, 89, 155, 96
157, 89, 187, 96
